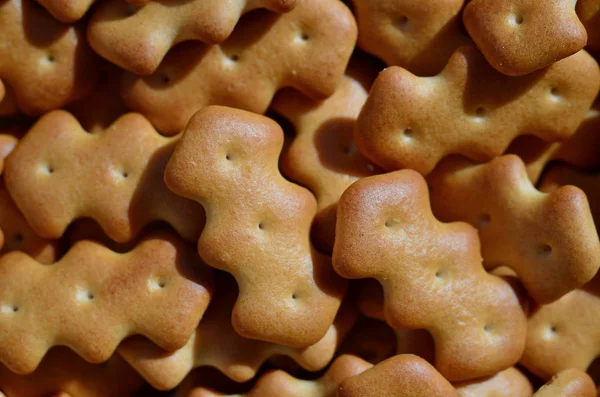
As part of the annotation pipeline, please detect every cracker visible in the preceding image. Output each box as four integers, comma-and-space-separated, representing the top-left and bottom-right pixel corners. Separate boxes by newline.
351, 0, 470, 75
121, 0, 357, 135
520, 272, 600, 379
355, 46, 599, 175
0, 0, 98, 116
164, 106, 346, 347
88, 0, 297, 75
4, 110, 205, 242
333, 170, 527, 381
0, 232, 214, 374
428, 155, 600, 303
463, 0, 587, 76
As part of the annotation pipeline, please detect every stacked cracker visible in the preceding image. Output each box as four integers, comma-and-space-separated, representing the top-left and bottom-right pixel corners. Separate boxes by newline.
1, 0, 600, 395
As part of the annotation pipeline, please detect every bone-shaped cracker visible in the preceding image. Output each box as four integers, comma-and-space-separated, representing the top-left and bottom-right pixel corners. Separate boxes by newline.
271, 59, 380, 253
455, 367, 533, 397
333, 169, 527, 381
0, 0, 98, 116
121, 0, 357, 135
0, 348, 144, 397
540, 164, 600, 231
0, 133, 58, 264
338, 354, 460, 397
118, 273, 356, 390
351, 0, 470, 75
88, 0, 297, 75
520, 273, 600, 378
355, 46, 600, 175
428, 154, 600, 303
34, 0, 95, 22
177, 354, 372, 397
578, 0, 600, 58
67, 62, 128, 134
463, 0, 587, 76
0, 232, 213, 374
165, 106, 346, 347
533, 369, 596, 397
4, 110, 205, 242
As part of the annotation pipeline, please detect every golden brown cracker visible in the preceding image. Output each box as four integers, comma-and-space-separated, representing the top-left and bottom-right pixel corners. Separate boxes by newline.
428, 155, 600, 303
521, 273, 600, 379
333, 170, 527, 381
351, 0, 470, 75
4, 110, 205, 242
0, 232, 213, 374
121, 0, 357, 135
88, 0, 297, 75
355, 46, 599, 175
0, 0, 98, 116
165, 106, 346, 348
464, 0, 586, 76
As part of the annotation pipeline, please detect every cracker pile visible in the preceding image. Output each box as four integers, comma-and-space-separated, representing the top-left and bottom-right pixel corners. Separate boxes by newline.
1, 0, 600, 396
